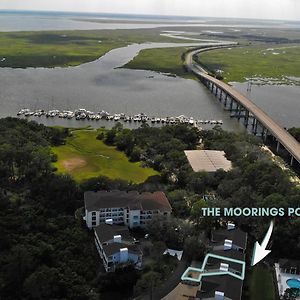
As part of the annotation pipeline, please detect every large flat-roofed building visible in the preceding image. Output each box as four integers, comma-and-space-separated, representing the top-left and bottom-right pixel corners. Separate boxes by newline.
184, 150, 232, 172
84, 190, 172, 229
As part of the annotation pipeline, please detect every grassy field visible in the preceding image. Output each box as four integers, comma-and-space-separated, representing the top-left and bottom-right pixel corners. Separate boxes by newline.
123, 47, 194, 78
248, 266, 276, 300
0, 28, 177, 68
51, 129, 158, 183
198, 44, 300, 83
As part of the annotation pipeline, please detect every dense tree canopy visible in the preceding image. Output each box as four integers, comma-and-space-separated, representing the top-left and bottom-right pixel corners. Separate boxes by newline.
0, 118, 98, 300
1, 118, 299, 299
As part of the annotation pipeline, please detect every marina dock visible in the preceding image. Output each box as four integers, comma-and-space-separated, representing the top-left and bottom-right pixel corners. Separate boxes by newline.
16, 108, 223, 127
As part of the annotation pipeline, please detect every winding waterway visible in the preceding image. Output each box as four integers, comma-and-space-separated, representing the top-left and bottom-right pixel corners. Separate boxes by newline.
0, 42, 243, 131
1, 12, 299, 130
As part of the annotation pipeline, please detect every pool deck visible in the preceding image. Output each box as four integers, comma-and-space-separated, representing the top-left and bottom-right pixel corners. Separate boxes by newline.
275, 263, 300, 299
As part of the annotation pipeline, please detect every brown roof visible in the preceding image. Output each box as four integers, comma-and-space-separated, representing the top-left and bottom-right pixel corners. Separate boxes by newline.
85, 190, 172, 213
208, 250, 245, 274
211, 228, 247, 250
199, 274, 243, 300
140, 191, 172, 212
103, 243, 142, 256
94, 224, 133, 244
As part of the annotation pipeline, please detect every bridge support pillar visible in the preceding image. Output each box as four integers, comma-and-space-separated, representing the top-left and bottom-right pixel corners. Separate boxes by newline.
251, 118, 257, 134
260, 127, 267, 141
254, 121, 259, 135
229, 98, 234, 111
290, 156, 294, 166
224, 94, 228, 107
276, 141, 280, 152
244, 110, 250, 128
237, 105, 243, 121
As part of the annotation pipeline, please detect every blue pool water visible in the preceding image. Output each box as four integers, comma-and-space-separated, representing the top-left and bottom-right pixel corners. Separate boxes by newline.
287, 278, 300, 290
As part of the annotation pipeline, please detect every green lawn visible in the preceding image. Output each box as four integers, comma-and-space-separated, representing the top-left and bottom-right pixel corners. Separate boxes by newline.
51, 129, 159, 183
198, 44, 300, 83
249, 266, 276, 300
122, 47, 194, 79
0, 29, 178, 68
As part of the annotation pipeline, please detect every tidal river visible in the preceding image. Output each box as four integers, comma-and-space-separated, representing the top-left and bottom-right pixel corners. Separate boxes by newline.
0, 41, 244, 131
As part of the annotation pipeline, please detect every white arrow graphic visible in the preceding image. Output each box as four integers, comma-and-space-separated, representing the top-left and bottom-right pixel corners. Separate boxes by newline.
251, 220, 274, 266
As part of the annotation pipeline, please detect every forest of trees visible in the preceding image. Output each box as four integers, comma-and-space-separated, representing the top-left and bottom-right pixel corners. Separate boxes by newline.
0, 118, 299, 299
101, 123, 300, 259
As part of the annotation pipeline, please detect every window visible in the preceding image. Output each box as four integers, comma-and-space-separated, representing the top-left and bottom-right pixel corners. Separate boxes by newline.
92, 216, 96, 220
92, 212, 96, 216
133, 215, 139, 219
92, 221, 96, 226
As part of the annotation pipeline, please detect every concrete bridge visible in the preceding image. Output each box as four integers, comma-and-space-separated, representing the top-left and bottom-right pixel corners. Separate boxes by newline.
185, 48, 300, 166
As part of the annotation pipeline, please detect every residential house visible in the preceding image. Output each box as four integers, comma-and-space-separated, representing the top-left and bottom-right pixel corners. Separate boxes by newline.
94, 221, 142, 272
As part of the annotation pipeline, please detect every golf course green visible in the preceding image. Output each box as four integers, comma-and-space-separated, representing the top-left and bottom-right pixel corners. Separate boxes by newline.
51, 129, 158, 183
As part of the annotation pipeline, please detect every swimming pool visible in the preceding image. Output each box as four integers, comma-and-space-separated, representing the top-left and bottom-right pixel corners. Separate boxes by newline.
287, 278, 300, 290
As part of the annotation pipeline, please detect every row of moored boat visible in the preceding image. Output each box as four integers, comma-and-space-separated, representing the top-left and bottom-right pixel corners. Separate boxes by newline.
17, 108, 223, 125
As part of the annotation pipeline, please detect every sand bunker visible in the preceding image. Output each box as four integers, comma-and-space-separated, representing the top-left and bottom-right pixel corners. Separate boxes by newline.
62, 158, 87, 171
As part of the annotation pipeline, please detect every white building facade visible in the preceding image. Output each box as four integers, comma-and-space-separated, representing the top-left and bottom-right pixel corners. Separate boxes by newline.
94, 223, 142, 272
84, 190, 172, 229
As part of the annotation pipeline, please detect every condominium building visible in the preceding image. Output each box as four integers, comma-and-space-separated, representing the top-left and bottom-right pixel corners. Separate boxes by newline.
84, 190, 172, 229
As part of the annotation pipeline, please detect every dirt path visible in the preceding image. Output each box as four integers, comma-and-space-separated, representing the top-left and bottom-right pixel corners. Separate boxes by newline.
62, 158, 87, 171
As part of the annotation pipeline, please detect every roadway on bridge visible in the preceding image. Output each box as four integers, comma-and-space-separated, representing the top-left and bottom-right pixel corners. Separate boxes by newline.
185, 48, 300, 164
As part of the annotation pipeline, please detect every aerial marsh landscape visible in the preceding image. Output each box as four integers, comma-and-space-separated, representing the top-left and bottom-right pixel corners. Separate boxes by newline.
51, 129, 158, 182
1, 5, 300, 300
123, 46, 193, 78
198, 44, 300, 83
0, 28, 180, 68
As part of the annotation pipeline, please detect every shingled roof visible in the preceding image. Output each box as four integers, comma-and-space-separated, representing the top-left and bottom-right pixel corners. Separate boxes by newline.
211, 228, 247, 250
84, 190, 172, 212
94, 224, 133, 244
199, 274, 243, 300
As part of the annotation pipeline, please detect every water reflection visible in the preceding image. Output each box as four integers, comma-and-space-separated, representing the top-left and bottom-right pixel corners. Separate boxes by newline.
0, 42, 245, 131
